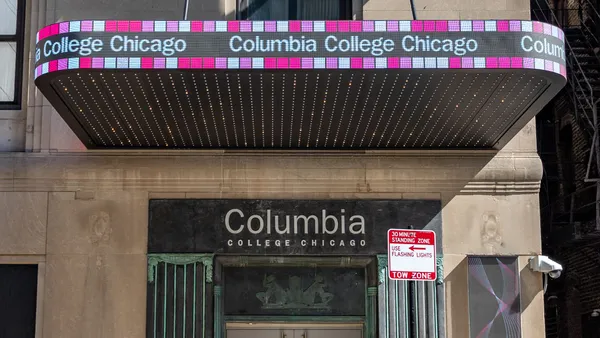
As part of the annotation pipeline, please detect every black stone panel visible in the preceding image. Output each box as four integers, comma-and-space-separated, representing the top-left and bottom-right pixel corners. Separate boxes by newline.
0, 265, 38, 338
223, 266, 365, 316
148, 199, 442, 254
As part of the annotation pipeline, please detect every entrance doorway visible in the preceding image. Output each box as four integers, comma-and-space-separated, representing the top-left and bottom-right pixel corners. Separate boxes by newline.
226, 323, 363, 338
215, 255, 377, 338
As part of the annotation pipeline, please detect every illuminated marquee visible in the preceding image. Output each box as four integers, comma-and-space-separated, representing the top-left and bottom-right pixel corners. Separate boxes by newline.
34, 20, 567, 77
32, 20, 568, 151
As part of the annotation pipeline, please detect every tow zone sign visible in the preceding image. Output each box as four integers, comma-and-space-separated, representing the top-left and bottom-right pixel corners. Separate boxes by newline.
388, 229, 437, 281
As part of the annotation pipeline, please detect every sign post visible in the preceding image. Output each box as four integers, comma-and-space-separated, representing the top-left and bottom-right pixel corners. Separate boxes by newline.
387, 229, 436, 281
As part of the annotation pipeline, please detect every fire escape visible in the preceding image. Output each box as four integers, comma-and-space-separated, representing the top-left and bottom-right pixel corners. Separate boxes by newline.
532, 0, 600, 336
534, 0, 600, 245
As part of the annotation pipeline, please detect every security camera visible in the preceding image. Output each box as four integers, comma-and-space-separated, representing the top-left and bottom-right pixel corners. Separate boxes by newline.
528, 255, 563, 279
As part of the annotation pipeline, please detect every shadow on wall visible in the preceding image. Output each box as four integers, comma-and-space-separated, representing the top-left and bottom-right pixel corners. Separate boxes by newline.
53, 0, 373, 24
54, 0, 229, 21
445, 257, 470, 338
446, 256, 540, 338
520, 261, 542, 313
48, 0, 370, 22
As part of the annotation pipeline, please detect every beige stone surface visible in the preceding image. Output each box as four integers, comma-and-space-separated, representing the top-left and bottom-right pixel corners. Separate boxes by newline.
362, 10, 414, 20
0, 156, 14, 190
457, 0, 510, 11
459, 10, 531, 19
49, 111, 86, 152
506, 0, 530, 11
501, 119, 538, 153
0, 192, 47, 254
412, 0, 460, 11
47, 191, 148, 255
185, 191, 405, 199
519, 256, 546, 338
416, 11, 461, 19
50, 0, 229, 24
365, 0, 518, 12
363, 0, 411, 11
442, 193, 541, 255
2, 150, 545, 194
444, 254, 469, 338
43, 253, 147, 338
0, 118, 26, 152
148, 192, 186, 199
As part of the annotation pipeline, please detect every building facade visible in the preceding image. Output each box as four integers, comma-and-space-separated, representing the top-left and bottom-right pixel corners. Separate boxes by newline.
0, 0, 567, 337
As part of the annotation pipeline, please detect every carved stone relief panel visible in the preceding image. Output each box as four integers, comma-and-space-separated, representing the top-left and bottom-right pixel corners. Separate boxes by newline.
223, 266, 365, 316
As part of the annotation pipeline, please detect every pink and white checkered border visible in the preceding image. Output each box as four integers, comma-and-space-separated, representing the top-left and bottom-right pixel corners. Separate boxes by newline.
36, 20, 565, 43
34, 56, 567, 80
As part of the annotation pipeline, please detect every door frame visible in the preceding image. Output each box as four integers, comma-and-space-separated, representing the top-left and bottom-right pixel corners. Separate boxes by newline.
214, 255, 378, 338
225, 321, 364, 337
226, 322, 364, 329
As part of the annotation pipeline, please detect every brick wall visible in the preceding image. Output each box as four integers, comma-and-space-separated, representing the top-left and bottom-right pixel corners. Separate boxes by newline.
570, 121, 591, 191
542, 94, 599, 337
565, 246, 600, 314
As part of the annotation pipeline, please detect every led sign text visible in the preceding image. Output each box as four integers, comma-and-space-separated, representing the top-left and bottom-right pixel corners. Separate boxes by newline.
40, 35, 187, 59
34, 25, 568, 67
520, 35, 565, 60
401, 36, 478, 55
228, 35, 481, 56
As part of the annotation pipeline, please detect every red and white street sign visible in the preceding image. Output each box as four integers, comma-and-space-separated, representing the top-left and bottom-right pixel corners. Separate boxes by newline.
387, 229, 437, 281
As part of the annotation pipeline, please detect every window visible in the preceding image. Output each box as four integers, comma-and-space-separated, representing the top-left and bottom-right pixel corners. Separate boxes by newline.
0, 265, 38, 338
467, 257, 521, 337
0, 0, 25, 110
238, 0, 352, 20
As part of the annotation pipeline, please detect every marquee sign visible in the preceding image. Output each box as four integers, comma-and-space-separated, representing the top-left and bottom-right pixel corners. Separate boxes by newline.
34, 20, 566, 77
148, 199, 442, 255
32, 20, 567, 151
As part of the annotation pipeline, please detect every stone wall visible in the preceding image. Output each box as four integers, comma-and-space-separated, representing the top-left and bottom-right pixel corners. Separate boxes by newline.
0, 0, 547, 337
0, 148, 546, 337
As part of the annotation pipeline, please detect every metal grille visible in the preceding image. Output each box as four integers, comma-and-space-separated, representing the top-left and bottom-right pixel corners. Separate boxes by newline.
377, 255, 443, 338
147, 255, 214, 338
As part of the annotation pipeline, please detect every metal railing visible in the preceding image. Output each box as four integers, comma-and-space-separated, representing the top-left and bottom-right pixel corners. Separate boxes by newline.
532, 1, 597, 114
534, 0, 600, 234
541, 183, 600, 235
542, 184, 597, 215
533, 0, 600, 183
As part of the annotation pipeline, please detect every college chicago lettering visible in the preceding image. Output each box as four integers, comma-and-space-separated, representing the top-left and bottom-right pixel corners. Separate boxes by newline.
35, 31, 565, 63
38, 35, 187, 60
229, 35, 479, 56
224, 208, 367, 248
